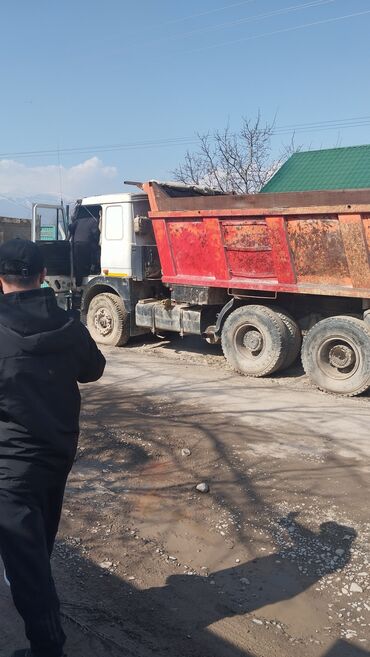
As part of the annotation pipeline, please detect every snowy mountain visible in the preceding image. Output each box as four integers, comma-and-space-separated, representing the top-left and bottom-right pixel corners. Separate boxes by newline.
0, 194, 74, 220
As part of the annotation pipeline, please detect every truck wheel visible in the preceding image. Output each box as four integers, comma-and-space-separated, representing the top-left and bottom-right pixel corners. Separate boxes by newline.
267, 306, 302, 370
87, 293, 130, 347
301, 316, 370, 396
221, 305, 289, 377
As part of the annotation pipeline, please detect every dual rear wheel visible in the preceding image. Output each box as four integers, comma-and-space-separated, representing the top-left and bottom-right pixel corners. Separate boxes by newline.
221, 305, 370, 396
221, 305, 301, 378
301, 316, 370, 397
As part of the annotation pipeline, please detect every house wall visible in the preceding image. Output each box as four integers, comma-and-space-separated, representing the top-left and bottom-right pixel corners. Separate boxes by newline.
0, 217, 31, 243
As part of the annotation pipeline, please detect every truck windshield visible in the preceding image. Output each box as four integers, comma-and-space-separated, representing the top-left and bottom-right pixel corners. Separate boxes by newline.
73, 204, 101, 221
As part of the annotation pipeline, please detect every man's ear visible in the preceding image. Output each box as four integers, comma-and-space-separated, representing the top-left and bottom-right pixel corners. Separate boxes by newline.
40, 268, 47, 284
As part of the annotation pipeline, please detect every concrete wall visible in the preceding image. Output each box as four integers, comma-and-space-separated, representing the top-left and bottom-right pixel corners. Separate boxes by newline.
0, 217, 31, 243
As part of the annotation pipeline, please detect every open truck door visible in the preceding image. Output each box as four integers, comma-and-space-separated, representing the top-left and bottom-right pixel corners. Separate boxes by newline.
31, 202, 78, 310
31, 203, 68, 242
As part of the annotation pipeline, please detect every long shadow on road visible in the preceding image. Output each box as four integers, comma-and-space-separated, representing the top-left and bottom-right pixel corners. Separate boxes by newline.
322, 641, 370, 656
2, 521, 367, 657
49, 518, 358, 657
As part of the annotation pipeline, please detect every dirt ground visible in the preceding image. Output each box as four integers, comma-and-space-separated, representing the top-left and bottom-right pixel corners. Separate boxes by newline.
1, 335, 370, 657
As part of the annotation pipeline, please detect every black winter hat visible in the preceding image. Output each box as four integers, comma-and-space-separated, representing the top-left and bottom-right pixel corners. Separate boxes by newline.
0, 238, 44, 277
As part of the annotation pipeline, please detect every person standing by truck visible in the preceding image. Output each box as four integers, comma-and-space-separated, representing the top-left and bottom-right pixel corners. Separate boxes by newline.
69, 202, 101, 285
0, 238, 106, 657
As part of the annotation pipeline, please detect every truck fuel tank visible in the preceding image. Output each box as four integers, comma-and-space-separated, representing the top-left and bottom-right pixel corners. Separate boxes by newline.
135, 299, 218, 336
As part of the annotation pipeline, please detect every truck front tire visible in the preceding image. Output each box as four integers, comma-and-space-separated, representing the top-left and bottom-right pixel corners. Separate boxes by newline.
87, 293, 130, 347
301, 316, 370, 396
221, 305, 289, 377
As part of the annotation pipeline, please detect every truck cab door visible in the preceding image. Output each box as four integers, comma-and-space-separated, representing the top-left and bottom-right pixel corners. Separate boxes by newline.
31, 203, 73, 296
100, 203, 133, 276
31, 203, 67, 242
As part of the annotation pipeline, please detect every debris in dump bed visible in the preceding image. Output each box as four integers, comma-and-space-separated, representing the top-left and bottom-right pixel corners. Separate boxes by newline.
181, 448, 191, 457
99, 561, 113, 570
196, 482, 210, 493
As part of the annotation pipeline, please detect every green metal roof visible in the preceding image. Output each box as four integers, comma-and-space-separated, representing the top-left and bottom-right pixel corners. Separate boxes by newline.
261, 145, 370, 193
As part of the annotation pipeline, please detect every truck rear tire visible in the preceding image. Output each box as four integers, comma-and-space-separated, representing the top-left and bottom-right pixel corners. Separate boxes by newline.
268, 306, 302, 370
221, 305, 289, 377
87, 293, 130, 347
301, 316, 370, 396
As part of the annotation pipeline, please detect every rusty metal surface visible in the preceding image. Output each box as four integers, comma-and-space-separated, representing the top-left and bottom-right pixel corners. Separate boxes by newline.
144, 181, 370, 214
166, 220, 223, 278
148, 182, 370, 299
151, 219, 176, 277
222, 220, 274, 279
286, 216, 351, 286
364, 215, 370, 249
166, 220, 209, 277
265, 216, 296, 285
150, 205, 370, 218
226, 250, 275, 279
338, 214, 370, 289
222, 220, 271, 250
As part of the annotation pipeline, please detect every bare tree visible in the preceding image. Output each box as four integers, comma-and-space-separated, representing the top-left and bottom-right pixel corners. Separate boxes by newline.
173, 114, 298, 194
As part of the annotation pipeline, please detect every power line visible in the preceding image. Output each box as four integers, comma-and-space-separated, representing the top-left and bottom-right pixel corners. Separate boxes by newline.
275, 115, 370, 130
186, 7, 370, 53
149, 0, 259, 27
275, 123, 370, 135
274, 116, 370, 135
0, 194, 32, 212
1, 114, 370, 161
148, 0, 335, 45
0, 137, 200, 159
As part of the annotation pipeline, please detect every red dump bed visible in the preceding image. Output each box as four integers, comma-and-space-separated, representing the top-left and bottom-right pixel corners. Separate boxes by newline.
143, 181, 370, 299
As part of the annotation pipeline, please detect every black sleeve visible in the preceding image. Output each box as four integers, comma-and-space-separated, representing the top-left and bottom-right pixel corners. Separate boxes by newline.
90, 221, 100, 243
68, 222, 77, 237
76, 323, 106, 383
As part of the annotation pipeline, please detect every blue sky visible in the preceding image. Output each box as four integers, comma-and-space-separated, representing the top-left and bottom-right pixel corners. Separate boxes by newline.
0, 0, 369, 216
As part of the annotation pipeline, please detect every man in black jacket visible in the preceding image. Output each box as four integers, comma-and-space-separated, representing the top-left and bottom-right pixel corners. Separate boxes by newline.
0, 239, 106, 657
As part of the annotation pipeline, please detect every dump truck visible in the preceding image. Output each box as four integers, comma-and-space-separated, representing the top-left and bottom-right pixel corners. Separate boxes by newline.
32, 183, 370, 397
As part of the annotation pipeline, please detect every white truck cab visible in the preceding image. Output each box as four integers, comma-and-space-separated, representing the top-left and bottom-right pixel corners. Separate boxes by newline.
78, 192, 151, 277
32, 192, 163, 346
